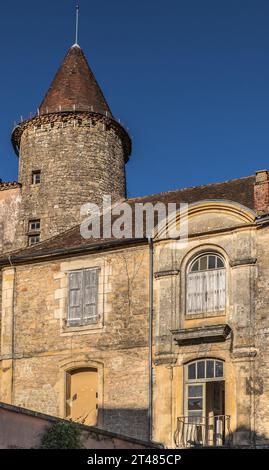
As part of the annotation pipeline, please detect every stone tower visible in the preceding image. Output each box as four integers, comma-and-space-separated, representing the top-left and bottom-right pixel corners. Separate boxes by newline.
12, 44, 131, 248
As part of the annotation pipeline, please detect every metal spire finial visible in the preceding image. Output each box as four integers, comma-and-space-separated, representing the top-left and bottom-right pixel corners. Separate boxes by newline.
75, 4, 79, 45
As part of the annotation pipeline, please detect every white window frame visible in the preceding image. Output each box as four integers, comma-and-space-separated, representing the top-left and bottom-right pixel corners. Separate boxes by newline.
28, 234, 40, 246
32, 170, 41, 184
184, 359, 225, 420
186, 253, 226, 316
29, 219, 41, 232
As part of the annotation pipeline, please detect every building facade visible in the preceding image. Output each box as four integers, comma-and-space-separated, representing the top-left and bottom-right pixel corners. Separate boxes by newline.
0, 42, 269, 448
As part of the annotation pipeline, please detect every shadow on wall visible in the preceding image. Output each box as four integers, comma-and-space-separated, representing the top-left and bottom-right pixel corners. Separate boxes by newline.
231, 426, 269, 448
98, 408, 149, 441
0, 402, 156, 449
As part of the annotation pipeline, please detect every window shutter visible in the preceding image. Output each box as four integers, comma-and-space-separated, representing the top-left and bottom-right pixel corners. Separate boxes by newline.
68, 271, 83, 324
205, 269, 225, 312
187, 272, 206, 314
187, 269, 225, 314
83, 269, 99, 324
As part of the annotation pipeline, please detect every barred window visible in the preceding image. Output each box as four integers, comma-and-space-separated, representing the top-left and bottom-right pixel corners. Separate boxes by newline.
68, 268, 100, 326
186, 254, 226, 315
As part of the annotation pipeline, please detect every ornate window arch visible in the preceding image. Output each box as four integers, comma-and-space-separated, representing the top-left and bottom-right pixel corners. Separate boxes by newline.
186, 253, 226, 315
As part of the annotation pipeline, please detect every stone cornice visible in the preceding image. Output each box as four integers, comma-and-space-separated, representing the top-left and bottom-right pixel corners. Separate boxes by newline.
171, 324, 231, 346
230, 257, 257, 267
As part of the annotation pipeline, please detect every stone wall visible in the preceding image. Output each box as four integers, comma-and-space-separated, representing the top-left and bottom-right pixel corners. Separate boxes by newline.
15, 113, 127, 248
152, 202, 269, 448
0, 245, 150, 440
2, 200, 269, 447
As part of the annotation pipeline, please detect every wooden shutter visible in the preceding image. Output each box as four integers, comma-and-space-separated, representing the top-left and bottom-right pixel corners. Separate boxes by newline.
187, 272, 207, 314
206, 269, 225, 312
68, 271, 83, 324
187, 269, 225, 314
83, 269, 99, 324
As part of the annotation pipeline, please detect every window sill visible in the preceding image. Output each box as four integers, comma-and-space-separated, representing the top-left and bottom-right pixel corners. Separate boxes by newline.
61, 321, 104, 334
171, 324, 231, 346
185, 311, 226, 320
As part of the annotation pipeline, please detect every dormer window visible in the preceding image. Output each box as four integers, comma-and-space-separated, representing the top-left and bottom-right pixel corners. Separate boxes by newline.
32, 170, 41, 184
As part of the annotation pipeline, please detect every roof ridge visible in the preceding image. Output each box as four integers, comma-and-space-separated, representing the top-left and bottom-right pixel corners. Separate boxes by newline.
127, 174, 255, 202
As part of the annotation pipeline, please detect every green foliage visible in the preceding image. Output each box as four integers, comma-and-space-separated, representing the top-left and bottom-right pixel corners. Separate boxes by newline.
40, 420, 83, 449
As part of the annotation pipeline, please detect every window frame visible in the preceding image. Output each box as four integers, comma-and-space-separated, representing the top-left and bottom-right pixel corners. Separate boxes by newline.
28, 219, 41, 232
185, 359, 224, 383
185, 252, 226, 318
67, 267, 100, 327
184, 359, 225, 420
28, 234, 40, 246
32, 170, 41, 185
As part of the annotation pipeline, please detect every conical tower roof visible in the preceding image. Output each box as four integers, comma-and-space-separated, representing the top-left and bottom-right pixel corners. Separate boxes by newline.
39, 44, 112, 117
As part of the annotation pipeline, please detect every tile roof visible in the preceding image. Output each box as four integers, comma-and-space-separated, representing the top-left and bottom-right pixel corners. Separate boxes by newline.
4, 175, 255, 261
39, 45, 112, 117
0, 181, 21, 191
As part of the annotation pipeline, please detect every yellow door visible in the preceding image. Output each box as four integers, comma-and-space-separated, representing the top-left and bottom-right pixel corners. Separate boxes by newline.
66, 368, 98, 426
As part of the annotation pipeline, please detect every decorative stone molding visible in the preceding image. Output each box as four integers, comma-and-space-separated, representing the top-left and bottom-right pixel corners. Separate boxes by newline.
153, 353, 178, 366
171, 324, 231, 346
154, 269, 180, 279
230, 257, 257, 267
231, 347, 258, 361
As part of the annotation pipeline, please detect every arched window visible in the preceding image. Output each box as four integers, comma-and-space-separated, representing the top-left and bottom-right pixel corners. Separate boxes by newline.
184, 359, 225, 425
186, 253, 226, 315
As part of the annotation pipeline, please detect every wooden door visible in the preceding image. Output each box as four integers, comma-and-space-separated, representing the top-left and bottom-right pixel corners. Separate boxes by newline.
66, 368, 98, 426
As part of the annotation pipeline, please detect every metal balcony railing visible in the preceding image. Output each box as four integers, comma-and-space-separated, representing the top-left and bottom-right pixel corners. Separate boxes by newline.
174, 415, 232, 448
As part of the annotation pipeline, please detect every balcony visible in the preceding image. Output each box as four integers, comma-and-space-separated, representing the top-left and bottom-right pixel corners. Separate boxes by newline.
174, 415, 232, 448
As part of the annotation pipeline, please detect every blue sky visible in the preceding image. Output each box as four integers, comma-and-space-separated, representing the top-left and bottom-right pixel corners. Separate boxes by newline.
1, 0, 269, 197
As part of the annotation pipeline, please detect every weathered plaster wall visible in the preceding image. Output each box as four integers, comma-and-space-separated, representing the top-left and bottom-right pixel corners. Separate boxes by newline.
0, 403, 156, 449
152, 207, 269, 448
0, 188, 21, 253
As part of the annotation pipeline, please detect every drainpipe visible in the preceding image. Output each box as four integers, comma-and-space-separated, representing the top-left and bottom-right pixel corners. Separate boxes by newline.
7, 256, 16, 404
148, 237, 154, 442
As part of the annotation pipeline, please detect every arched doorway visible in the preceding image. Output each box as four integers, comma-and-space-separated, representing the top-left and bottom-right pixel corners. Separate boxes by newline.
65, 368, 98, 426
175, 359, 231, 447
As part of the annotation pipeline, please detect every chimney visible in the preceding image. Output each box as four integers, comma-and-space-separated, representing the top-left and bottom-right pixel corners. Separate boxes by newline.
254, 170, 269, 214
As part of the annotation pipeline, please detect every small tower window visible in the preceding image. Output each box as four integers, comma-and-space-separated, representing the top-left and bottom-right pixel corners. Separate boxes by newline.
28, 235, 40, 246
32, 170, 41, 184
29, 219, 40, 232
28, 219, 41, 246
